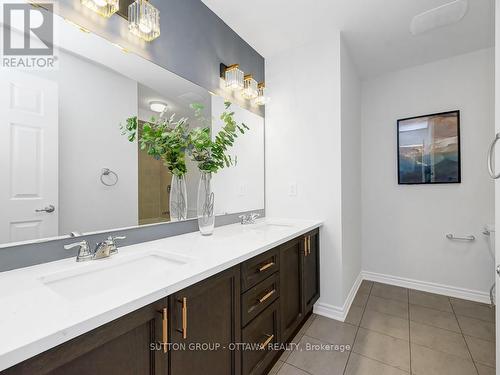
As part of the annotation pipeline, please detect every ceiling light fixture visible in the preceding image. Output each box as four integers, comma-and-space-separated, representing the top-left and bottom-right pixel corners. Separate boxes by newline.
254, 82, 270, 106
241, 74, 258, 100
129, 0, 161, 42
410, 0, 468, 35
224, 64, 244, 91
150, 101, 167, 113
81, 0, 119, 18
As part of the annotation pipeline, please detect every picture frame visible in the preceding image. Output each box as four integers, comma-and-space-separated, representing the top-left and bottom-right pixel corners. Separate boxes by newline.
397, 110, 461, 185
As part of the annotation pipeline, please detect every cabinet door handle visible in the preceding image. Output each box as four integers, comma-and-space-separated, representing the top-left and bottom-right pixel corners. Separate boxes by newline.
259, 261, 275, 272
258, 289, 276, 304
308, 236, 312, 255
158, 307, 168, 353
181, 297, 188, 339
303, 237, 308, 256
260, 334, 274, 349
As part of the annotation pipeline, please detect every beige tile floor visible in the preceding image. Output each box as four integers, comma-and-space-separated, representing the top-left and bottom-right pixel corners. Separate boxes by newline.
268, 281, 496, 375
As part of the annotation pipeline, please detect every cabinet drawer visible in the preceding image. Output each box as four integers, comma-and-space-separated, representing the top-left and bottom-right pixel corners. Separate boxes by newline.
241, 273, 279, 327
241, 301, 280, 375
241, 248, 279, 292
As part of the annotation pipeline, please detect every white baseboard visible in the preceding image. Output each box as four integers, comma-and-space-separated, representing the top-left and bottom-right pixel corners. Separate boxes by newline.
313, 270, 491, 322
313, 273, 362, 322
362, 271, 491, 304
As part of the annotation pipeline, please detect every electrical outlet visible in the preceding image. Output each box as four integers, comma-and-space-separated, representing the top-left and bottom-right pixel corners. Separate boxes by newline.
238, 184, 246, 196
289, 183, 297, 197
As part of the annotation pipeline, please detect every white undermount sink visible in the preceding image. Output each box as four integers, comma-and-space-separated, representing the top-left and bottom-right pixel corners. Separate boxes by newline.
247, 222, 294, 231
39, 252, 190, 300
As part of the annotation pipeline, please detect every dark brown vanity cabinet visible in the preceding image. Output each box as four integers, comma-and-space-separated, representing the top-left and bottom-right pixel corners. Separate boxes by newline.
168, 266, 241, 375
280, 229, 320, 343
3, 230, 320, 375
279, 236, 305, 343
303, 229, 320, 313
3, 298, 169, 375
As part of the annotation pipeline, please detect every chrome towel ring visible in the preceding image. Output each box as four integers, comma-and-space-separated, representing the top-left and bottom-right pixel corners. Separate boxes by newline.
100, 168, 118, 186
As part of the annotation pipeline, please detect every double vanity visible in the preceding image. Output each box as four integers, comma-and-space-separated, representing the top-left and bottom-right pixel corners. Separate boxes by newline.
0, 4, 319, 375
0, 219, 321, 374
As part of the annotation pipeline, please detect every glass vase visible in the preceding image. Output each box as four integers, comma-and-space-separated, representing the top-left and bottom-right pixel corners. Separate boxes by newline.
169, 174, 187, 222
197, 172, 215, 235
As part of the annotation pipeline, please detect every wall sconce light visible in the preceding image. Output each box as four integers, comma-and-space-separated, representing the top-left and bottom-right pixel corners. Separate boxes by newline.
254, 82, 270, 106
128, 0, 161, 42
81, 0, 119, 18
224, 64, 244, 90
241, 74, 258, 100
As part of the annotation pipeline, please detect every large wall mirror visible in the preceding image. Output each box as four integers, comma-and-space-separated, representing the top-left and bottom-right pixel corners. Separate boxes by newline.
0, 14, 265, 247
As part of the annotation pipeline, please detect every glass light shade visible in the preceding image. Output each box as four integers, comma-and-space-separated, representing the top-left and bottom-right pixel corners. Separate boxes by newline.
241, 75, 258, 99
254, 83, 270, 106
128, 0, 161, 42
225, 64, 244, 90
81, 0, 119, 18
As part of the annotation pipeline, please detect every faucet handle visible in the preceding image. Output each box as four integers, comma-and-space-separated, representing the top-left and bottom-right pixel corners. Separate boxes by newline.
64, 240, 93, 262
106, 235, 126, 255
64, 240, 89, 250
250, 213, 260, 220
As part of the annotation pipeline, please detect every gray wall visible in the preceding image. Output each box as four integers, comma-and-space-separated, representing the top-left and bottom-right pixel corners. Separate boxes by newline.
0, 0, 265, 272
56, 0, 264, 115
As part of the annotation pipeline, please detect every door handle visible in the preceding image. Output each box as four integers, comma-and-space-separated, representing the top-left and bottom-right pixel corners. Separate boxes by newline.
181, 297, 187, 339
157, 308, 168, 353
496, 265, 500, 276
487, 133, 500, 179
35, 205, 55, 213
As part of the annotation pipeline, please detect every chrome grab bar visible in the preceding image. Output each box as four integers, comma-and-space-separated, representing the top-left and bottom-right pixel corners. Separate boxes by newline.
487, 133, 500, 179
446, 234, 475, 241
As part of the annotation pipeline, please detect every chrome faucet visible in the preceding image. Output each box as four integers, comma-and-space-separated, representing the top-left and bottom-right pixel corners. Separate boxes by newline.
64, 236, 126, 262
239, 212, 260, 225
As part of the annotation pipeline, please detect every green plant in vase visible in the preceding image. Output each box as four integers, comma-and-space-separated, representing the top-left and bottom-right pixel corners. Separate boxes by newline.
120, 113, 190, 221
189, 101, 249, 235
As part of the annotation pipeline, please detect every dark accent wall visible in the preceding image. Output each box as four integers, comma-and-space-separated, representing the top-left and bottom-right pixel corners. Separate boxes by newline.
0, 0, 265, 272
56, 0, 265, 100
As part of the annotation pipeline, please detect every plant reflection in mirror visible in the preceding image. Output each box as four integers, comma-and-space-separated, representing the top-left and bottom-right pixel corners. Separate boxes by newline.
188, 101, 249, 235
120, 112, 190, 221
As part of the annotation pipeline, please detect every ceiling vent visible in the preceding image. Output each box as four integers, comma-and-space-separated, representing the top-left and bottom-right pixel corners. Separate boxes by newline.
410, 0, 468, 35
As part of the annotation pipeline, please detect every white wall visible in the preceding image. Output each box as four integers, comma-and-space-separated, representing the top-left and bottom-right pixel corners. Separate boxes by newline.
340, 39, 362, 301
39, 50, 139, 234
362, 48, 495, 295
266, 35, 345, 308
212, 96, 265, 216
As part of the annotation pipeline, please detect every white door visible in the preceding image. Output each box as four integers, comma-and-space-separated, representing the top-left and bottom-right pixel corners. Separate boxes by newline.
0, 70, 58, 245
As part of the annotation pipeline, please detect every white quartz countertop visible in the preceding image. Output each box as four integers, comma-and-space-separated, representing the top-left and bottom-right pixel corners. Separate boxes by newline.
0, 218, 322, 371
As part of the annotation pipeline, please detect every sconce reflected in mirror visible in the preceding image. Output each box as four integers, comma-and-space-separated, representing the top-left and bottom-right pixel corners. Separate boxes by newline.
128, 0, 161, 42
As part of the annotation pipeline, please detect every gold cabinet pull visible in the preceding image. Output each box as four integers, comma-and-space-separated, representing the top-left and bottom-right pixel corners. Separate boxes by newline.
181, 297, 187, 339
303, 237, 308, 256
259, 261, 275, 272
158, 307, 168, 353
308, 236, 311, 255
260, 334, 274, 349
258, 289, 276, 304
